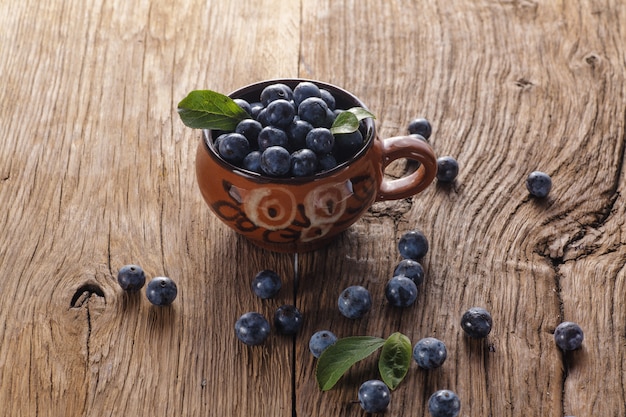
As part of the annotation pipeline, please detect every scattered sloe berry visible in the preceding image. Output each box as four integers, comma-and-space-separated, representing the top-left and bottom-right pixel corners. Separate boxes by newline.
437, 156, 459, 183
146, 276, 178, 306
413, 337, 447, 369
393, 259, 425, 286
460, 307, 493, 339
398, 229, 429, 260
308, 330, 338, 358
274, 305, 303, 335
251, 269, 282, 299
554, 321, 584, 351
358, 380, 391, 413
117, 264, 146, 292
385, 276, 418, 308
428, 389, 461, 417
526, 171, 552, 198
338, 285, 372, 319
408, 118, 432, 140
235, 312, 271, 346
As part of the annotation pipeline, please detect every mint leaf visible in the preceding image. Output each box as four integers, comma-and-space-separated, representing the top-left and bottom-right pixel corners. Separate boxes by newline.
316, 336, 386, 391
330, 107, 375, 135
378, 332, 412, 390
177, 90, 250, 131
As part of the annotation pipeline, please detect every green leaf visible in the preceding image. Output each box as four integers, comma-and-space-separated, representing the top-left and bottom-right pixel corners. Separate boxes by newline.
177, 90, 250, 131
347, 107, 376, 121
330, 106, 376, 135
316, 336, 386, 391
378, 332, 412, 390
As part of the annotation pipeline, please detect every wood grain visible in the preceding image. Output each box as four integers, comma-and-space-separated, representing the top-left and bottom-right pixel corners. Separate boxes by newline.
1, 0, 624, 416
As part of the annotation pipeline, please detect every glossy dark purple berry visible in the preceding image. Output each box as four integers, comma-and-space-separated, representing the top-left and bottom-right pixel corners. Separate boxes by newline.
413, 337, 447, 369
266, 99, 296, 128
437, 156, 459, 182
117, 264, 146, 292
291, 148, 318, 177
319, 88, 336, 110
274, 304, 303, 335
146, 276, 178, 306
398, 229, 429, 260
393, 259, 425, 286
251, 269, 282, 299
235, 312, 270, 346
428, 390, 461, 417
317, 153, 338, 172
260, 146, 291, 177
385, 276, 418, 308
242, 150, 262, 173
305, 128, 334, 154
260, 83, 293, 106
258, 126, 289, 151
218, 133, 250, 163
233, 98, 251, 115
461, 307, 493, 339
334, 130, 364, 161
526, 171, 552, 198
293, 81, 321, 107
408, 118, 432, 140
235, 119, 262, 148
287, 118, 313, 151
358, 380, 391, 413
338, 285, 372, 319
298, 97, 329, 127
308, 330, 337, 358
554, 321, 584, 351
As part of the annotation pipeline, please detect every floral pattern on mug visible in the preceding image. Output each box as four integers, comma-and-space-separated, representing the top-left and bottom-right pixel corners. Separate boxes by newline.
243, 187, 297, 231
303, 181, 352, 227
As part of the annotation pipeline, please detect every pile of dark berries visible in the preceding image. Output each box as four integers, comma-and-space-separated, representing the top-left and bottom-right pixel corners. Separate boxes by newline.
117, 264, 178, 306
214, 81, 370, 177
234, 270, 304, 346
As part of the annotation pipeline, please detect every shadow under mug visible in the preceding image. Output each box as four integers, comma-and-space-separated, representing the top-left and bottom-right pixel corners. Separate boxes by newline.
195, 79, 437, 253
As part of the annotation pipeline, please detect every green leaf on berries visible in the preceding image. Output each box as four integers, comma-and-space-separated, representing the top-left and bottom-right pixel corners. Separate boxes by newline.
316, 336, 386, 391
330, 107, 375, 135
347, 107, 376, 121
177, 90, 250, 131
378, 332, 412, 390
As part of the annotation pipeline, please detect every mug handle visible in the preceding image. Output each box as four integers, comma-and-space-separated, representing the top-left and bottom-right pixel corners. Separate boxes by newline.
376, 135, 438, 202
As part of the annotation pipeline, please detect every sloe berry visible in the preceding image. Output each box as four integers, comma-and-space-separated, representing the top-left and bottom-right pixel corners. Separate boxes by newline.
308, 330, 337, 358
358, 380, 391, 413
338, 285, 372, 319
398, 229, 429, 260
117, 264, 146, 292
526, 171, 552, 198
251, 269, 282, 299
274, 304, 303, 335
554, 321, 584, 351
437, 156, 459, 183
428, 389, 461, 417
385, 276, 418, 308
460, 307, 493, 339
408, 118, 432, 140
413, 337, 447, 369
235, 312, 270, 346
146, 276, 178, 306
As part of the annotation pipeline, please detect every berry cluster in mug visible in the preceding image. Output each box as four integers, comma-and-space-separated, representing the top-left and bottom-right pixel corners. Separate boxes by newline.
212, 82, 369, 177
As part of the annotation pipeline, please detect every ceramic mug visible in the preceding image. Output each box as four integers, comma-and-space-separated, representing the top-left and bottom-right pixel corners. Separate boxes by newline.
195, 79, 437, 253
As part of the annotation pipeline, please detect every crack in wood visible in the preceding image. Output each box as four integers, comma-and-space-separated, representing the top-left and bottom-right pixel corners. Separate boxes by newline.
70, 283, 105, 308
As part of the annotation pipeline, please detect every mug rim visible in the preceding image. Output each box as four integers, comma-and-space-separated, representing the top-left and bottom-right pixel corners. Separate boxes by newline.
201, 78, 376, 184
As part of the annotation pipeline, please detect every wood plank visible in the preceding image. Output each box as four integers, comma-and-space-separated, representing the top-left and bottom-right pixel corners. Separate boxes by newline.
296, 0, 626, 416
0, 0, 299, 415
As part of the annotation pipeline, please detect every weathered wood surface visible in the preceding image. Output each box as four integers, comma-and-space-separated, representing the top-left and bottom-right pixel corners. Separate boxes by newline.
1, 0, 624, 416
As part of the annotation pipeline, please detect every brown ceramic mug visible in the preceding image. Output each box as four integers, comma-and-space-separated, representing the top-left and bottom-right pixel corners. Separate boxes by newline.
195, 79, 437, 253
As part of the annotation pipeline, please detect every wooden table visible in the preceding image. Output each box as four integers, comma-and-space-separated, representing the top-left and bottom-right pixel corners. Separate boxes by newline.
2, 0, 625, 415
